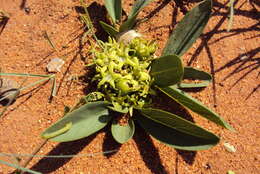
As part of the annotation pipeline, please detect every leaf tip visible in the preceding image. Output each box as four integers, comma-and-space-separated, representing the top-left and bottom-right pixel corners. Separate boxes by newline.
226, 124, 235, 132
41, 122, 72, 139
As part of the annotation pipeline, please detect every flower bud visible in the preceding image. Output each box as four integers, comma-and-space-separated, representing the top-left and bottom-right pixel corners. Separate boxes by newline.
117, 79, 131, 94
96, 59, 103, 66
139, 72, 150, 81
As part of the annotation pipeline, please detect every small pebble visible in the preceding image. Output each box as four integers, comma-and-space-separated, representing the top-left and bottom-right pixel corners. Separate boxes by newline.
24, 7, 31, 14
223, 142, 236, 153
204, 162, 211, 170
240, 55, 248, 60
219, 83, 224, 87
47, 58, 65, 73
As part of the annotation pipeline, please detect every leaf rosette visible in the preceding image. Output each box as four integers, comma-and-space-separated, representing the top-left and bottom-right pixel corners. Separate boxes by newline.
41, 0, 234, 151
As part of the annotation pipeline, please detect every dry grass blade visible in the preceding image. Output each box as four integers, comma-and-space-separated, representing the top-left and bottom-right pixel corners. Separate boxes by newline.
79, 0, 103, 48
0, 149, 119, 158
0, 159, 41, 174
43, 31, 57, 51
227, 0, 235, 32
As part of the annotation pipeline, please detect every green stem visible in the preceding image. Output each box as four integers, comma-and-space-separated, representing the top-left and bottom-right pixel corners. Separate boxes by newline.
0, 73, 51, 78
0, 159, 41, 174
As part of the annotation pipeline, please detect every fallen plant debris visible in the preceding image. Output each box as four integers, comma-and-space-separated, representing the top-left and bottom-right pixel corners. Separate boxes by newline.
0, 72, 57, 118
0, 10, 9, 35
0, 78, 19, 106
223, 142, 236, 153
46, 58, 65, 73
0, 159, 41, 174
0, 10, 9, 21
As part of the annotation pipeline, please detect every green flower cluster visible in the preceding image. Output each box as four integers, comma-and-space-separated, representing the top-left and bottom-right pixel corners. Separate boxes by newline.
93, 37, 157, 114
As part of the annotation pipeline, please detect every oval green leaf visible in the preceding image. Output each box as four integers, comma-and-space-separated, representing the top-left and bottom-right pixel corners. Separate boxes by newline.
41, 101, 111, 142
138, 108, 219, 150
162, 0, 212, 57
178, 67, 212, 88
104, 0, 122, 23
99, 21, 119, 38
158, 86, 234, 130
111, 118, 135, 144
150, 54, 184, 87
119, 0, 154, 32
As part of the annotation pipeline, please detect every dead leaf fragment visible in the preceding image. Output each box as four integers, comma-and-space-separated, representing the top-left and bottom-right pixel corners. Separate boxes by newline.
47, 58, 65, 73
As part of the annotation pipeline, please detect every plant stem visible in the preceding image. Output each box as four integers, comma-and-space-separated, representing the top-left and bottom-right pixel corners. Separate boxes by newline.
0, 73, 51, 78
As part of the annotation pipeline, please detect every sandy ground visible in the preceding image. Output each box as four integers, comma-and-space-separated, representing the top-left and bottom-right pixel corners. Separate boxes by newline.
0, 0, 259, 173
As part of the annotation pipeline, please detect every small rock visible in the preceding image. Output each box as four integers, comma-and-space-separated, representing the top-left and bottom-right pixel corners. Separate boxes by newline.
223, 142, 236, 153
24, 7, 31, 14
46, 58, 65, 73
240, 55, 248, 60
0, 78, 20, 106
204, 162, 211, 170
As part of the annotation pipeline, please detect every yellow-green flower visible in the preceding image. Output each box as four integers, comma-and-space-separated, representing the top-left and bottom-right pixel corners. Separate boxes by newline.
93, 37, 157, 113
